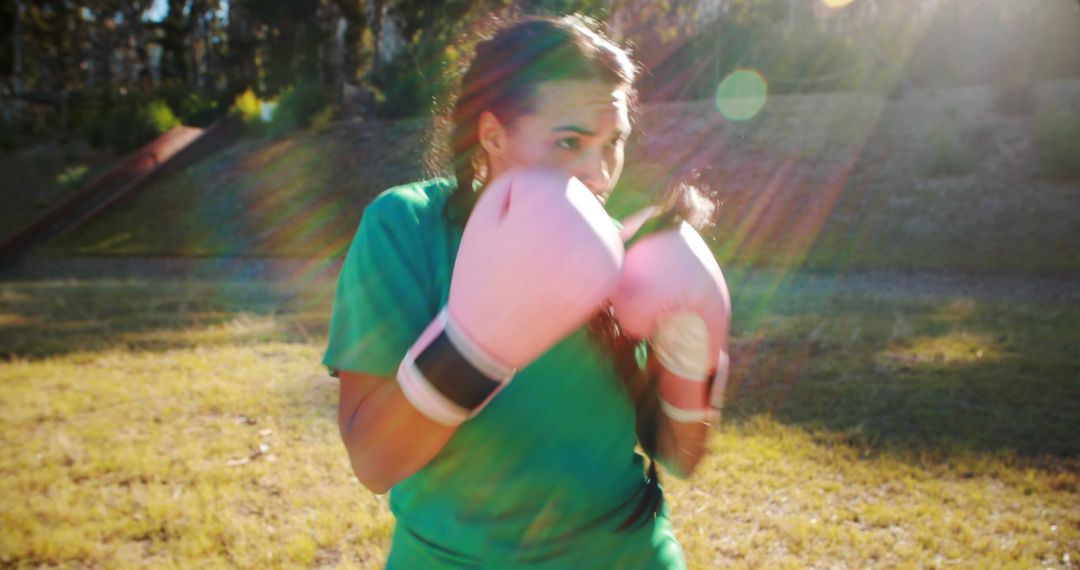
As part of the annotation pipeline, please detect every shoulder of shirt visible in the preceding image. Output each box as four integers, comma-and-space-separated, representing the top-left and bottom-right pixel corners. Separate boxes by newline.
364, 178, 455, 225
365, 178, 453, 220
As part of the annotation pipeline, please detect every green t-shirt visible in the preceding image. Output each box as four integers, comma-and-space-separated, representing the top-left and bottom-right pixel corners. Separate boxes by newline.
323, 178, 685, 569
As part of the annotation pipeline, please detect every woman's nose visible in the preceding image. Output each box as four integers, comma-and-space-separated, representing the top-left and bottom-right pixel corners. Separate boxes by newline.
575, 154, 610, 196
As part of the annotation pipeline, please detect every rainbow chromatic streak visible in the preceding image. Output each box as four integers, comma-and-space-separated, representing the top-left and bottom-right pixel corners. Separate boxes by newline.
605, 0, 938, 405
157, 6, 889, 564
190, 133, 354, 298
276, 2, 941, 541
229, 0, 901, 301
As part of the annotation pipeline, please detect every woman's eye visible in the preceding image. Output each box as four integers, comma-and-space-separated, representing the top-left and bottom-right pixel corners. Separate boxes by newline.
557, 137, 580, 151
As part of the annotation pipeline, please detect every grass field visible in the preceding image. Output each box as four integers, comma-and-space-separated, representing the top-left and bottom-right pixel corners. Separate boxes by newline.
2, 267, 1077, 568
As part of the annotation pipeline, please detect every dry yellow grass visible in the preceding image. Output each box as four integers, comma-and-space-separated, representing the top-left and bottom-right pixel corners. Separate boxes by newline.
1, 273, 1077, 568
0, 343, 394, 568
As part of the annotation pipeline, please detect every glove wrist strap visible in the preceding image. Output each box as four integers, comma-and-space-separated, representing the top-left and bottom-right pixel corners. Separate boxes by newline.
398, 308, 515, 426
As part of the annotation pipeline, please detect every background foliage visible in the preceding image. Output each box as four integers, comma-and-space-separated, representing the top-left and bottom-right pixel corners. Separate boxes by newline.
1, 0, 1079, 147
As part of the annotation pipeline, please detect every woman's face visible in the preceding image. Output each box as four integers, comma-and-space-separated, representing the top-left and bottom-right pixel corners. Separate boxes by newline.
481, 80, 631, 202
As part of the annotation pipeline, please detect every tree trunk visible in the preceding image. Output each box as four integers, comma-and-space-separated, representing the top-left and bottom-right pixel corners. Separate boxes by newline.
226, 0, 257, 98
190, 1, 202, 89
162, 0, 189, 83
367, 0, 386, 81
13, 0, 23, 117
329, 0, 368, 86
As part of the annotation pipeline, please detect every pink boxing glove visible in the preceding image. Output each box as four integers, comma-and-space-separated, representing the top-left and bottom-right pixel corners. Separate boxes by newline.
398, 168, 624, 426
612, 220, 731, 422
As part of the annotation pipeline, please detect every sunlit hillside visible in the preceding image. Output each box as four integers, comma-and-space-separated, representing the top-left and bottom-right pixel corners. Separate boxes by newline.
42, 81, 1080, 274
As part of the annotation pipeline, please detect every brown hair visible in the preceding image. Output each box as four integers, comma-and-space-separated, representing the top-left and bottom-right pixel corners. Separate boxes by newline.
439, 14, 638, 223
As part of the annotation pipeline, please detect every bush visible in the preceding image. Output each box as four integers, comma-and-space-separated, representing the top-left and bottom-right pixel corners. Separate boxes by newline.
373, 61, 424, 118
310, 105, 338, 133
1035, 109, 1080, 180
230, 88, 268, 133
84, 115, 107, 149
85, 98, 181, 153
0, 115, 46, 151
57, 164, 90, 191
175, 92, 221, 127
919, 124, 974, 177
268, 81, 329, 137
155, 80, 220, 126
142, 100, 180, 134
0, 119, 18, 152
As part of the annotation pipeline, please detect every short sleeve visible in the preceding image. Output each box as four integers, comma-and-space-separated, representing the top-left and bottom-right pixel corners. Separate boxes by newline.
323, 192, 438, 377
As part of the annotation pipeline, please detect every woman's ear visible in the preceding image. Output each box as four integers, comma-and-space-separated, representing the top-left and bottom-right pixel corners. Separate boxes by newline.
478, 111, 508, 161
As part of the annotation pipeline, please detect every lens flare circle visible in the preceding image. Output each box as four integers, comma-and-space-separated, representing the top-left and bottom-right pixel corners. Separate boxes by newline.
715, 69, 768, 122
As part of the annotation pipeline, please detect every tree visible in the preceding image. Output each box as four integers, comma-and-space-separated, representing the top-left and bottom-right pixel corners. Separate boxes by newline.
160, 0, 190, 84
242, 0, 321, 93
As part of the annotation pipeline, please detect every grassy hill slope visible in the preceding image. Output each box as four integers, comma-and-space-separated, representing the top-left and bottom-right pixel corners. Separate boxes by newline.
0, 143, 119, 244
42, 81, 1080, 274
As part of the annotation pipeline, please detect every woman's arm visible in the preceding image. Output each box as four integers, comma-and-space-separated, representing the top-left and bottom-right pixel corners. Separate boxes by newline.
653, 366, 710, 479
337, 370, 458, 494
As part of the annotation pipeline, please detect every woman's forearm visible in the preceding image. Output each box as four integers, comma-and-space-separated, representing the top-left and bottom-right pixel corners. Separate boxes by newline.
652, 364, 711, 479
656, 411, 710, 479
338, 371, 458, 494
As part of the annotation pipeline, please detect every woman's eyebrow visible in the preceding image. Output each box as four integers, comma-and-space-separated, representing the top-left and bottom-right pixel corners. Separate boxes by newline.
554, 125, 630, 139
553, 125, 594, 136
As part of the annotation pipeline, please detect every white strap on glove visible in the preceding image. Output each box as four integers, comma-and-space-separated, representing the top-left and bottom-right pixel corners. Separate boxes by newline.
653, 311, 711, 381
653, 311, 730, 422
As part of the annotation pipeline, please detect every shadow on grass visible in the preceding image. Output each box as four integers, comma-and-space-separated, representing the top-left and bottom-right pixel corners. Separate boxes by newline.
724, 277, 1080, 463
2, 267, 1078, 466
0, 274, 337, 361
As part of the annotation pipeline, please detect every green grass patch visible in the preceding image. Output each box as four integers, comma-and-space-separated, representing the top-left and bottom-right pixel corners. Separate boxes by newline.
1036, 109, 1080, 180
1, 270, 1077, 567
0, 143, 119, 244
918, 124, 975, 178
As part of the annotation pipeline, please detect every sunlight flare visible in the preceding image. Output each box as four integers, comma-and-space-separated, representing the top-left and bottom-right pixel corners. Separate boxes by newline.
715, 69, 768, 122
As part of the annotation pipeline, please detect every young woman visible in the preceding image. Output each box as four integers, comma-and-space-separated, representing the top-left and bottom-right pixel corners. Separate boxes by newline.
324, 14, 730, 569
